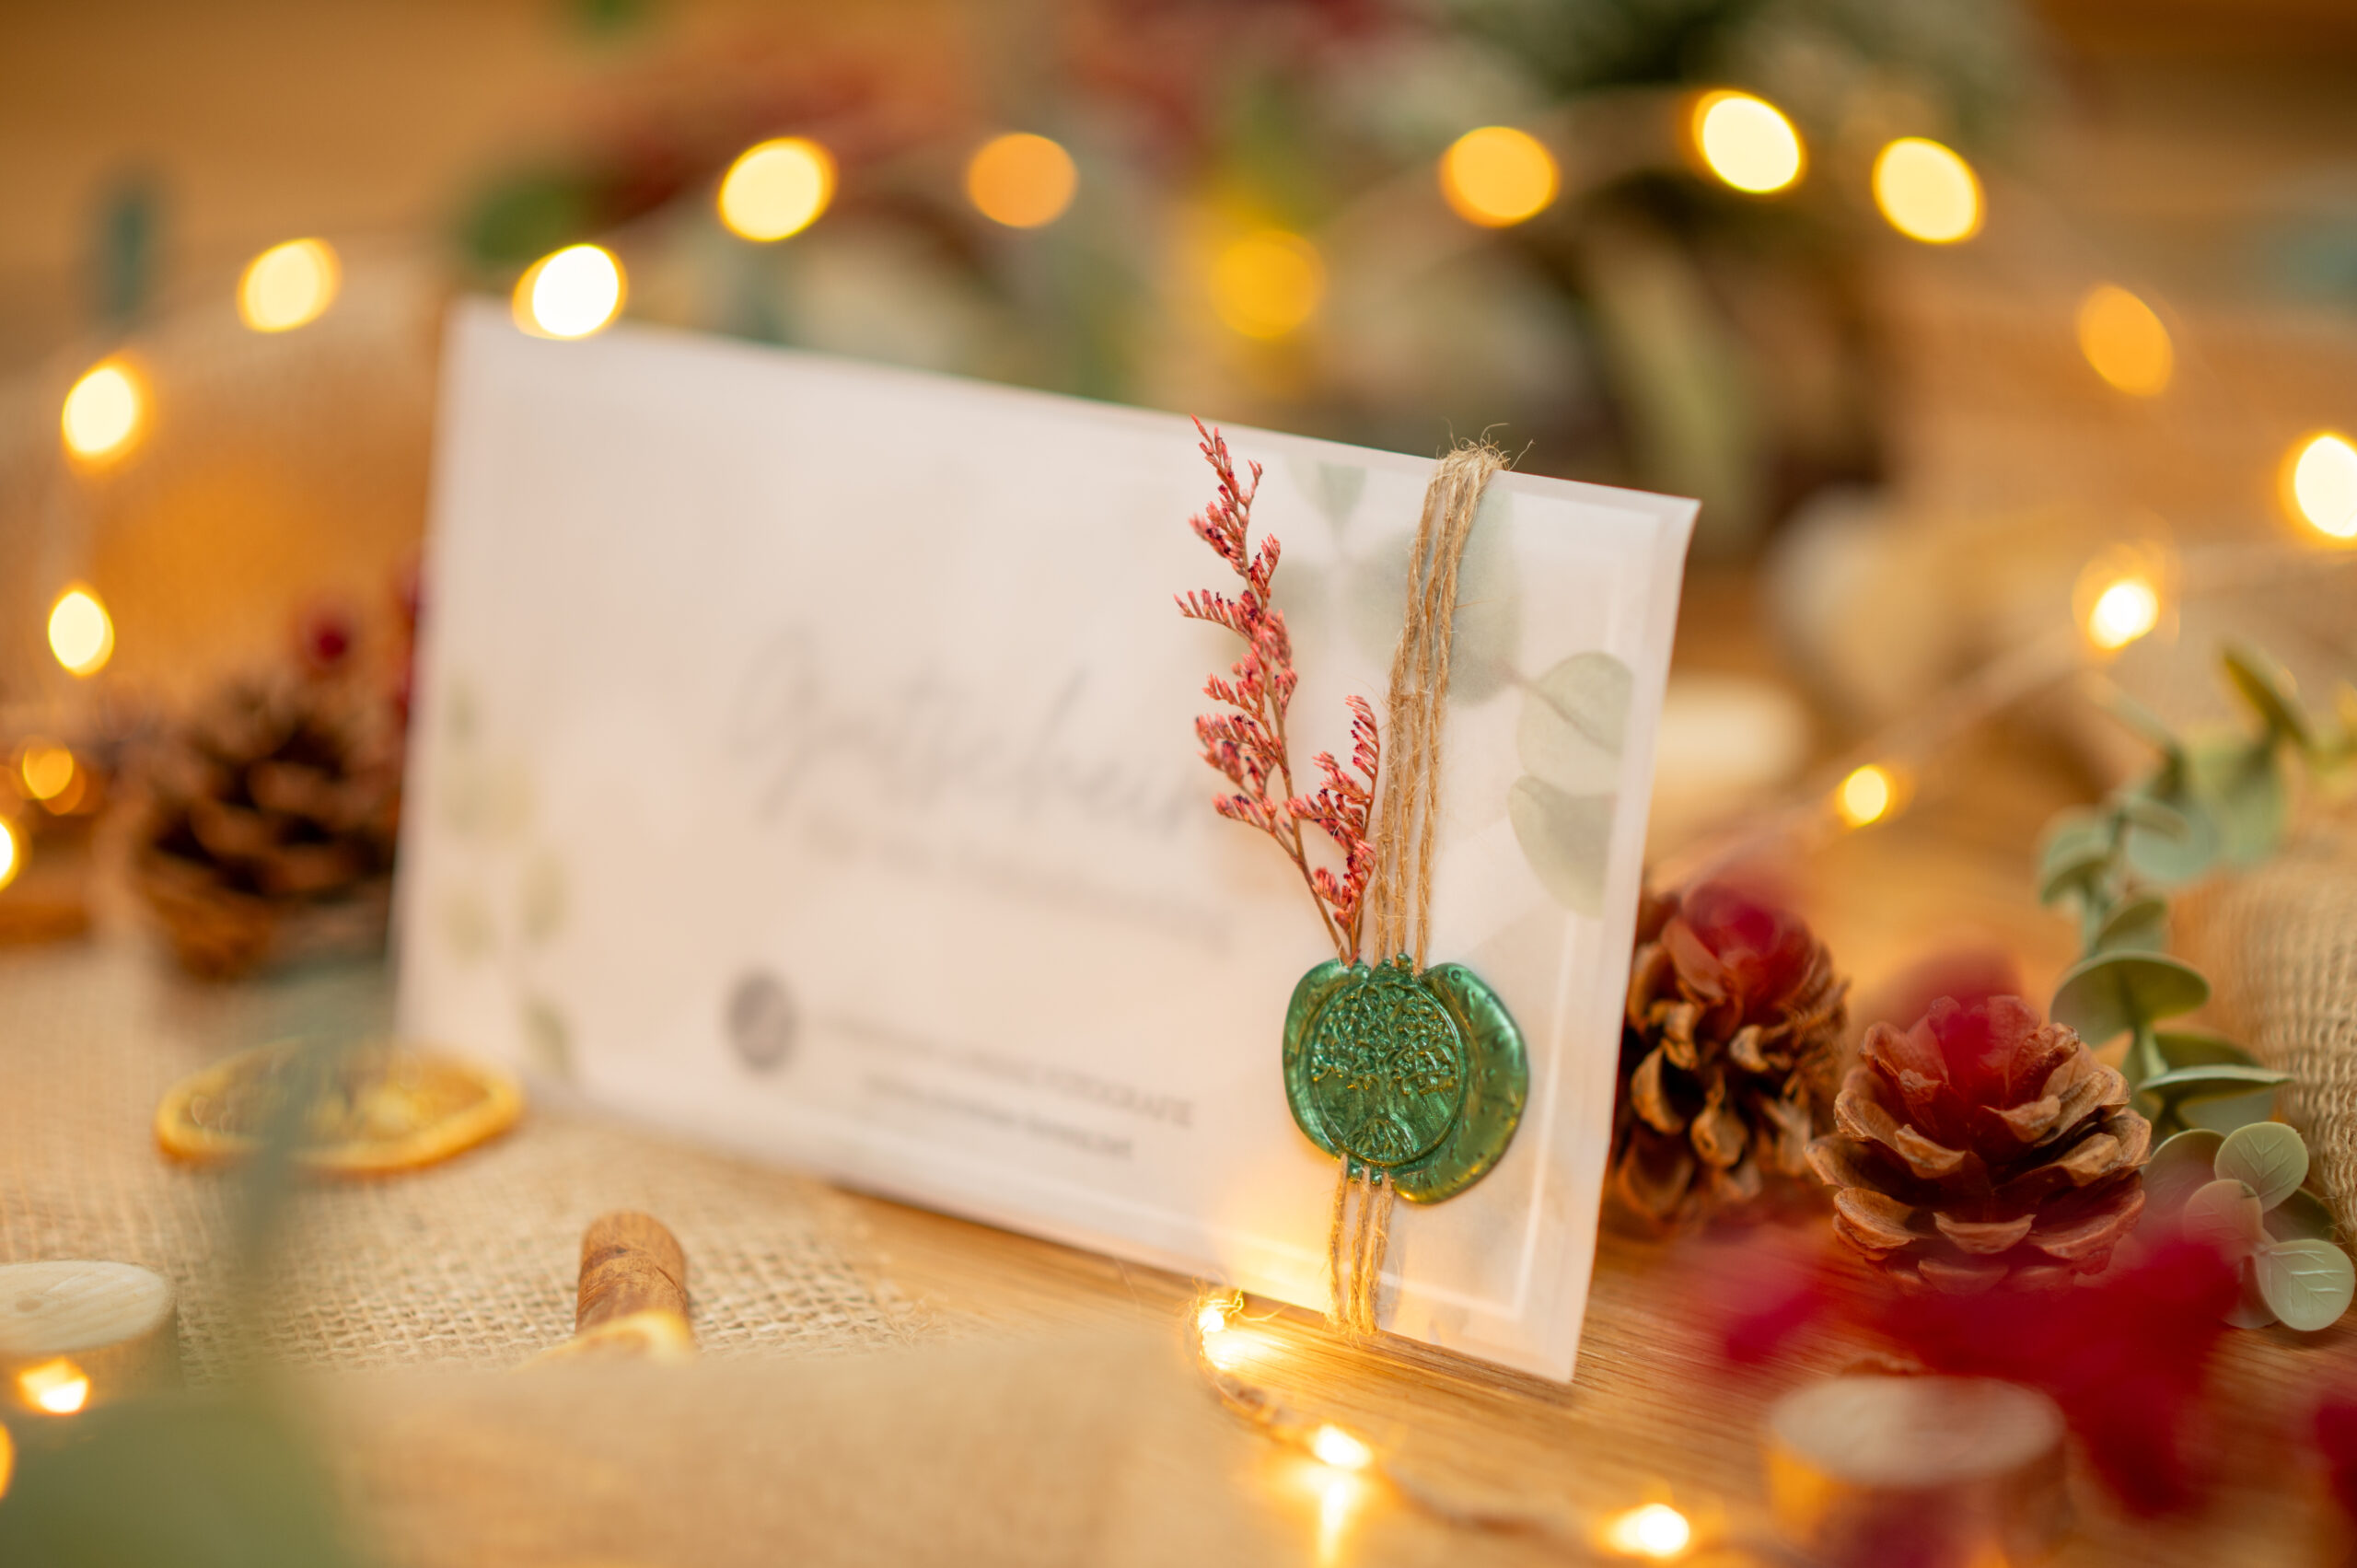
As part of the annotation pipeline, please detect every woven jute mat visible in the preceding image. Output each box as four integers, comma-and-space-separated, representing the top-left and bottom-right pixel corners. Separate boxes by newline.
2179, 810, 2357, 1229
0, 941, 919, 1381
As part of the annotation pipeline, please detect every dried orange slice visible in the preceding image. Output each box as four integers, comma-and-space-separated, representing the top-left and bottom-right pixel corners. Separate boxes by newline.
156, 1040, 521, 1175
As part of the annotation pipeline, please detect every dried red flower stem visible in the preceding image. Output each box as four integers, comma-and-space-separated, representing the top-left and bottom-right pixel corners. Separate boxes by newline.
1178, 420, 1377, 964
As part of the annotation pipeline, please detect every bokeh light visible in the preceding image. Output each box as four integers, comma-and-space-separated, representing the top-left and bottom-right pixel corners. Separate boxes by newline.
1439, 126, 1560, 226
966, 132, 1078, 228
0, 819, 19, 894
1309, 1424, 1374, 1471
238, 238, 340, 332
1834, 764, 1896, 829
18, 739, 75, 803
718, 137, 835, 240
1601, 1502, 1692, 1559
1872, 137, 1982, 244
515, 245, 625, 339
1692, 92, 1804, 194
1195, 1301, 1230, 1335
1210, 230, 1325, 339
2075, 285, 2171, 397
2284, 432, 2357, 540
48, 587, 114, 677
2085, 575, 2161, 650
0, 1418, 13, 1497
61, 362, 142, 459
18, 1358, 89, 1415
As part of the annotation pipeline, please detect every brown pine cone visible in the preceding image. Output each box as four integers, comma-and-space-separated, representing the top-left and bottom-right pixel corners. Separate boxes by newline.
1808, 995, 2151, 1292
134, 661, 401, 980
1611, 881, 1849, 1229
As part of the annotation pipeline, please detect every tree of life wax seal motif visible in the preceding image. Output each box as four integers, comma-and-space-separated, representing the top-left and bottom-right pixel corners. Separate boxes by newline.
1302, 956, 1467, 1167
1178, 421, 1529, 1333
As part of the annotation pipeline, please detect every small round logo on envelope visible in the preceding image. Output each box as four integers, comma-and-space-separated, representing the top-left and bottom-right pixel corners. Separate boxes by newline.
727, 970, 798, 1074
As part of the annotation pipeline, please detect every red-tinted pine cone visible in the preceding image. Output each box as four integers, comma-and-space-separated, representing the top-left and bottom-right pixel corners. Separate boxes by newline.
1808, 994, 2151, 1292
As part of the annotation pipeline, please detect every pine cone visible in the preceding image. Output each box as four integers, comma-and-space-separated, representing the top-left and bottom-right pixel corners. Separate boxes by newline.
1611, 882, 1849, 1229
134, 663, 401, 980
1808, 995, 2151, 1292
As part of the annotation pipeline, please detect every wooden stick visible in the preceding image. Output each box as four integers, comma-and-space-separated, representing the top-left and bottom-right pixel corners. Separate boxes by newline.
576, 1211, 689, 1334
529, 1211, 693, 1365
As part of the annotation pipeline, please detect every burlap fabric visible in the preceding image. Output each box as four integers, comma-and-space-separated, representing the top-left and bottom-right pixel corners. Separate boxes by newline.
2178, 810, 2357, 1229
331, 1329, 1295, 1568
0, 941, 917, 1381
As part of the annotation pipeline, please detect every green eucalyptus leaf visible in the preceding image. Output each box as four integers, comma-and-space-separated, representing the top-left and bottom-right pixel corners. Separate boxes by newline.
2140, 1062, 2293, 1106
2051, 951, 2211, 1045
0, 1391, 363, 1567
2223, 643, 2314, 749
2093, 894, 2169, 954
2150, 1031, 2281, 1132
2037, 810, 2110, 907
2189, 736, 2289, 867
2217, 1121, 2308, 1208
1516, 652, 1631, 795
2254, 1238, 2356, 1331
2225, 1263, 2279, 1330
2266, 1188, 2340, 1245
2117, 795, 2191, 839
2142, 1128, 2225, 1216
1506, 777, 1612, 917
2184, 1178, 2266, 1260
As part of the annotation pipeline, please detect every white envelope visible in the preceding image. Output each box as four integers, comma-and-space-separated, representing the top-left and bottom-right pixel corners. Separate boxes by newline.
398, 302, 1695, 1379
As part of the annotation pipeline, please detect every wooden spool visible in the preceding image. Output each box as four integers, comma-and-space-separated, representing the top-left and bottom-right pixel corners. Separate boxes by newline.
1765, 1375, 2070, 1568
0, 1260, 180, 1414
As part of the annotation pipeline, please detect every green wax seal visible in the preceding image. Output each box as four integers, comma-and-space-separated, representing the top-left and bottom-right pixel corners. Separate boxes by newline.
1282, 955, 1528, 1204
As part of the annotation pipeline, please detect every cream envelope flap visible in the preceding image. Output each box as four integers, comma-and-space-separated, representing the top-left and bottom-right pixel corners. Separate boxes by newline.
398, 303, 1695, 1380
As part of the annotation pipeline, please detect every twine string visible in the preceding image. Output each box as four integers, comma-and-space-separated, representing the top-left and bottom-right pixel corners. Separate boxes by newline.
1329, 442, 1504, 1337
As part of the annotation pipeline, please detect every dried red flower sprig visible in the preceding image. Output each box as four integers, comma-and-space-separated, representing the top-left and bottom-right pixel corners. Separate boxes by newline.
1178, 420, 1376, 962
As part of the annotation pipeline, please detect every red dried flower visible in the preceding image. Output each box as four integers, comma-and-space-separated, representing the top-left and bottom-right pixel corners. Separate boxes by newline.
1177, 420, 1377, 961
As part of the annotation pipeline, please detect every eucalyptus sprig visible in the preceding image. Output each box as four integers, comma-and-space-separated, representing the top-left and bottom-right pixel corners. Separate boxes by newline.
2038, 645, 2340, 1138
2145, 1121, 2355, 1332
2037, 643, 2357, 1333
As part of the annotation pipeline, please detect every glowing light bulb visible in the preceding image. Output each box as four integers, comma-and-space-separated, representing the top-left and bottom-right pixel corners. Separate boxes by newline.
19, 740, 75, 803
1309, 1424, 1374, 1471
967, 132, 1077, 228
2075, 284, 2171, 397
62, 362, 142, 459
1210, 230, 1325, 340
1692, 92, 1804, 194
718, 137, 835, 241
1439, 126, 1561, 227
1196, 1301, 1231, 1335
48, 587, 114, 677
0, 819, 19, 893
1873, 137, 1982, 244
515, 245, 625, 339
18, 1358, 89, 1415
1834, 764, 1896, 829
2285, 432, 2357, 540
2085, 575, 2160, 650
238, 238, 340, 331
1201, 1325, 1254, 1371
1602, 1502, 1692, 1559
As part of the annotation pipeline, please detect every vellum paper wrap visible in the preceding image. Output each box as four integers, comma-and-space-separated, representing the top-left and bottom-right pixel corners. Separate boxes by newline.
399, 305, 1695, 1379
